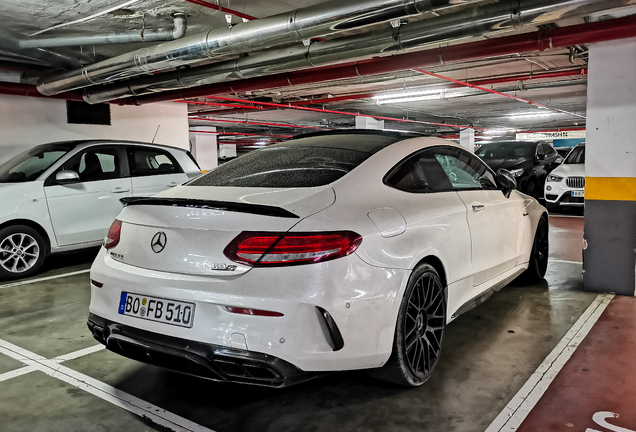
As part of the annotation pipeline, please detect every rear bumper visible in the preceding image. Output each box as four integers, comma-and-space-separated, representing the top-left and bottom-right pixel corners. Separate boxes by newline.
88, 313, 319, 388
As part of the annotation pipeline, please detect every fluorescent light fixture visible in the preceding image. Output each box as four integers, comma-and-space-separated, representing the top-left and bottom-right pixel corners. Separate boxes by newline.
373, 88, 445, 101
508, 112, 554, 120
483, 128, 516, 135
374, 89, 464, 105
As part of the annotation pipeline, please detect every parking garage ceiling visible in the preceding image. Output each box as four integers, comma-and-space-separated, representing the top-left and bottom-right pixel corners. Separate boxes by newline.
1, 0, 635, 147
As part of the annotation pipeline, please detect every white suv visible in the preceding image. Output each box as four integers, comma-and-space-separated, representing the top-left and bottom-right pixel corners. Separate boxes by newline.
544, 143, 585, 211
0, 140, 201, 280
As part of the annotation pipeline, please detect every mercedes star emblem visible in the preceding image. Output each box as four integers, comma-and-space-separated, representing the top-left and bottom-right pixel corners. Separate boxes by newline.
151, 232, 167, 253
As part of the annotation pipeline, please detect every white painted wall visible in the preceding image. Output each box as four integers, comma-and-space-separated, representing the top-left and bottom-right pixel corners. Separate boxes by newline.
586, 37, 636, 178
0, 95, 189, 165
189, 128, 218, 171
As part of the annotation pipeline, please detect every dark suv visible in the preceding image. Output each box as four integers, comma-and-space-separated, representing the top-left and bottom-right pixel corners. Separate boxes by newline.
474, 141, 562, 198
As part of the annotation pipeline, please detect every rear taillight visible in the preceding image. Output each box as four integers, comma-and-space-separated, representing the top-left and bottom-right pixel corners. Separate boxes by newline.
224, 231, 362, 267
104, 219, 122, 250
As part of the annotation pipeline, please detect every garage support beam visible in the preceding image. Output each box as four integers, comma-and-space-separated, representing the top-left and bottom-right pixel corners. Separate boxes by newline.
583, 37, 636, 296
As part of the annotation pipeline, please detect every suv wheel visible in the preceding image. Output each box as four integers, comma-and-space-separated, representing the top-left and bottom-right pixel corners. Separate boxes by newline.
0, 225, 47, 280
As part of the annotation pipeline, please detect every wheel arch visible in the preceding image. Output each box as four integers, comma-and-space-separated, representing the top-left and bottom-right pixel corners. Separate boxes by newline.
0, 219, 52, 256
415, 255, 448, 290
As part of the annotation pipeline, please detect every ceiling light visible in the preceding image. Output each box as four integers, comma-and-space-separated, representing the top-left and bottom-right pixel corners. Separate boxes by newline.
483, 128, 516, 135
373, 88, 445, 101
508, 112, 554, 120
374, 90, 464, 105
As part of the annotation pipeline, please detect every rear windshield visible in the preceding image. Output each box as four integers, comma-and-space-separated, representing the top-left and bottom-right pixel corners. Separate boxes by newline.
187, 134, 400, 188
564, 146, 585, 164
475, 143, 534, 159
188, 146, 370, 188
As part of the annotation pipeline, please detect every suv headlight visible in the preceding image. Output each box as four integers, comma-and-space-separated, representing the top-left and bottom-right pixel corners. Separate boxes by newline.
509, 168, 524, 178
548, 175, 564, 182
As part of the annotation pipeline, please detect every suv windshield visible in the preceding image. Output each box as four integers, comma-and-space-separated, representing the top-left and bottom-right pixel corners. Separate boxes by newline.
187, 134, 400, 188
0, 143, 76, 183
564, 146, 585, 164
475, 143, 534, 159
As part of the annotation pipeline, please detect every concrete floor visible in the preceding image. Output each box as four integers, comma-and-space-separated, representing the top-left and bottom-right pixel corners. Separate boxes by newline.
0, 216, 595, 432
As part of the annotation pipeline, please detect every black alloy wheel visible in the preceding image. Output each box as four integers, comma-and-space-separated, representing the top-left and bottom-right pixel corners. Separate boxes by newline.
526, 179, 538, 198
524, 216, 549, 281
368, 263, 446, 386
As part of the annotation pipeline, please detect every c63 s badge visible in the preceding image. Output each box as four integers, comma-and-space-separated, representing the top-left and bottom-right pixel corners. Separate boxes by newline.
110, 252, 125, 262
203, 262, 237, 271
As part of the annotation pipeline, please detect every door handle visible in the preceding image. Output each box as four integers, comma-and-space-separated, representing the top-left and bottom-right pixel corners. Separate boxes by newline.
111, 188, 130, 193
472, 203, 485, 212
167, 182, 178, 188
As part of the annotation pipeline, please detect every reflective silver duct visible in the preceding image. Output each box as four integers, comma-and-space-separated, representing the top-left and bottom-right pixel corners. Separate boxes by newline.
0, 28, 82, 69
20, 14, 187, 49
37, 0, 481, 96
84, 0, 632, 104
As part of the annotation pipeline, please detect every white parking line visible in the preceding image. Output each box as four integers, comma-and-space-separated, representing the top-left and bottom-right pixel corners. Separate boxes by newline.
548, 258, 583, 264
0, 269, 90, 290
0, 366, 36, 383
485, 293, 613, 432
0, 338, 215, 432
52, 344, 105, 363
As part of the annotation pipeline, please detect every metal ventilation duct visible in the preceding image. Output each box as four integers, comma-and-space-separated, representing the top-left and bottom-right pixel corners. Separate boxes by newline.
83, 0, 634, 105
20, 14, 187, 49
37, 0, 482, 96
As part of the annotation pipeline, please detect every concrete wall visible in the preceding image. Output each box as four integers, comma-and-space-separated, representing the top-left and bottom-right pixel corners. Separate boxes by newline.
583, 37, 636, 296
0, 95, 189, 165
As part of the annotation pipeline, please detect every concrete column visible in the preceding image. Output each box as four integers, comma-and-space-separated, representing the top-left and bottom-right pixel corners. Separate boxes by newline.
355, 116, 384, 129
189, 127, 218, 172
583, 37, 636, 296
460, 128, 475, 153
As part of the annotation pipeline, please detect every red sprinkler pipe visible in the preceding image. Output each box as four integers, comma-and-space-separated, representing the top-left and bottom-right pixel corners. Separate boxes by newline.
189, 68, 587, 116
122, 15, 636, 105
184, 0, 257, 21
185, 98, 484, 130
189, 130, 292, 138
412, 68, 586, 119
190, 117, 327, 129
0, 82, 84, 101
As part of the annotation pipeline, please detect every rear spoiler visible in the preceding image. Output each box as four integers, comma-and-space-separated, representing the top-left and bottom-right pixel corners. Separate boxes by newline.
120, 197, 300, 219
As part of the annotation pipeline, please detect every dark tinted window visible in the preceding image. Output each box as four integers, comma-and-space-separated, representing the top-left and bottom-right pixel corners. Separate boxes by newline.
385, 150, 453, 193
57, 147, 122, 182
0, 143, 75, 183
128, 147, 182, 177
475, 143, 534, 159
564, 146, 585, 164
188, 146, 369, 188
433, 148, 497, 190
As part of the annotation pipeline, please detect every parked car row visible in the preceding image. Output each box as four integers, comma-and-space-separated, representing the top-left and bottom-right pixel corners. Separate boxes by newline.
0, 140, 201, 280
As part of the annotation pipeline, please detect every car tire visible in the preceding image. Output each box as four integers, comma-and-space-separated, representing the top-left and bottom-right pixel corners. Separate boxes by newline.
0, 225, 47, 281
367, 263, 446, 387
523, 216, 549, 282
525, 178, 538, 198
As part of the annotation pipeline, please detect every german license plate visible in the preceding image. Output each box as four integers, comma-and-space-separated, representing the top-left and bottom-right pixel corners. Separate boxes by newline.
118, 292, 195, 328
571, 190, 584, 197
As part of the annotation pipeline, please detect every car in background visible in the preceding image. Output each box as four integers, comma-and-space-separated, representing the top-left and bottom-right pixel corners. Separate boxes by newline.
87, 130, 548, 388
474, 141, 562, 198
544, 143, 585, 211
0, 140, 201, 280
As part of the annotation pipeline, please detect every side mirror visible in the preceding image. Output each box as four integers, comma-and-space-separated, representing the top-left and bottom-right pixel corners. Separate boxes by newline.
556, 157, 564, 164
55, 170, 80, 184
495, 168, 517, 198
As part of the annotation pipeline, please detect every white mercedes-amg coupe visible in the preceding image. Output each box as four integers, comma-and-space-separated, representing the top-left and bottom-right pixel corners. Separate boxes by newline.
88, 131, 548, 387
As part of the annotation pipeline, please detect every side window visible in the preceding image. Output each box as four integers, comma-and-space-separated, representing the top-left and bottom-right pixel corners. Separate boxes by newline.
545, 144, 557, 158
537, 144, 546, 158
56, 147, 122, 182
127, 147, 183, 177
433, 148, 497, 190
385, 150, 453, 193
